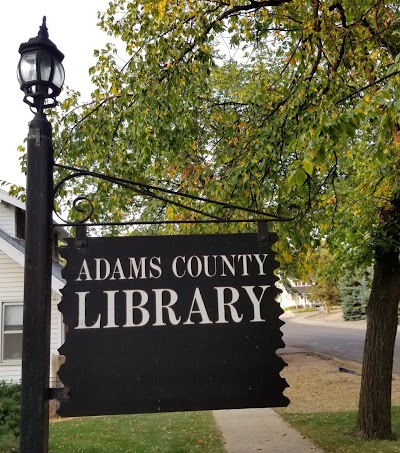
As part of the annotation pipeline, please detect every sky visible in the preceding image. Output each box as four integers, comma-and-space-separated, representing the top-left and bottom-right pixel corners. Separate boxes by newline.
1, 0, 114, 186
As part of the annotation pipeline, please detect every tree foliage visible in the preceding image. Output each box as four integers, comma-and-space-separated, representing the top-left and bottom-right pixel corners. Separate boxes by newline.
309, 280, 340, 314
20, 0, 400, 440
50, 0, 399, 264
338, 274, 370, 321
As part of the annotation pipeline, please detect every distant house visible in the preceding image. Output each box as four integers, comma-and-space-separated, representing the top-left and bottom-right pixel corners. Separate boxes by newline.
277, 278, 315, 309
0, 188, 66, 383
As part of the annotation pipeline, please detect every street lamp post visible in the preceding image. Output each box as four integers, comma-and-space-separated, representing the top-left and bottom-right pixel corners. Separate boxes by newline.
17, 17, 65, 453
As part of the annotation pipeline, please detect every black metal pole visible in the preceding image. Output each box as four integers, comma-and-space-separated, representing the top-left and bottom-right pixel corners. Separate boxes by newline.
19, 111, 54, 453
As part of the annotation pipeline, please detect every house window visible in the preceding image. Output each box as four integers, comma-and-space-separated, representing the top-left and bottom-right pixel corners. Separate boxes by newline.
2, 303, 23, 361
16, 208, 26, 240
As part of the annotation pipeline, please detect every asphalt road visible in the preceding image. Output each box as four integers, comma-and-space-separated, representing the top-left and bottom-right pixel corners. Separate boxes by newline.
281, 318, 400, 374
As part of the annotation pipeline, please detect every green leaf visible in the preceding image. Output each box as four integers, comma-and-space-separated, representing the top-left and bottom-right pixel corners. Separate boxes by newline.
290, 168, 308, 187
303, 160, 313, 176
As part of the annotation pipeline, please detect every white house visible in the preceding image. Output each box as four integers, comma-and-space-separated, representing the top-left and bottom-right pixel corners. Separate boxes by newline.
0, 188, 66, 384
277, 278, 315, 309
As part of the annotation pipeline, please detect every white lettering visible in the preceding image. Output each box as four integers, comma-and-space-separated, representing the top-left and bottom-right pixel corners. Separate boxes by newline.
153, 289, 181, 326
253, 254, 268, 275
73, 284, 270, 329
183, 288, 213, 325
76, 260, 92, 281
123, 290, 150, 327
203, 255, 217, 277
237, 254, 252, 276
110, 258, 126, 280
95, 258, 110, 280
215, 287, 243, 324
149, 257, 162, 279
187, 256, 202, 277
172, 256, 186, 278
76, 291, 101, 329
129, 257, 147, 279
243, 285, 269, 322
221, 255, 236, 276
103, 290, 118, 328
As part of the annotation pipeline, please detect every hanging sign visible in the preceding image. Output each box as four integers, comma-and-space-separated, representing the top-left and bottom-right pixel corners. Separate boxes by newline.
57, 232, 289, 416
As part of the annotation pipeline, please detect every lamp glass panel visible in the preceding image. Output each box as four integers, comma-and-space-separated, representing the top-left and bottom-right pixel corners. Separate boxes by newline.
39, 50, 52, 82
53, 61, 65, 88
19, 51, 37, 83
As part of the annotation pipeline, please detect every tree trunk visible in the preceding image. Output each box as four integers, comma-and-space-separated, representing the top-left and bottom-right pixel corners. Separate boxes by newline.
356, 250, 400, 439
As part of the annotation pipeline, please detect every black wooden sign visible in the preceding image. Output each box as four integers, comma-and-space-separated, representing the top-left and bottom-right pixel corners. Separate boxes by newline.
57, 232, 289, 416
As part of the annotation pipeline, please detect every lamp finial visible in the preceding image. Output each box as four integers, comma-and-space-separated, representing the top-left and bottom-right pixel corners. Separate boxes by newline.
38, 16, 49, 39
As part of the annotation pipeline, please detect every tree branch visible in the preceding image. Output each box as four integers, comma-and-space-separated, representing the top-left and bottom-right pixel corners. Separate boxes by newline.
329, 2, 348, 72
177, 0, 294, 64
305, 0, 322, 81
335, 69, 400, 105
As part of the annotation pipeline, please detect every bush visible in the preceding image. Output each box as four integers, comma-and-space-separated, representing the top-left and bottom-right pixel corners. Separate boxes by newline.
0, 433, 18, 453
0, 381, 20, 452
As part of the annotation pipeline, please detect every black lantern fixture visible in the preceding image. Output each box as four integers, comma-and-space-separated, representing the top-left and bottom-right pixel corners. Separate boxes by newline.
17, 16, 65, 112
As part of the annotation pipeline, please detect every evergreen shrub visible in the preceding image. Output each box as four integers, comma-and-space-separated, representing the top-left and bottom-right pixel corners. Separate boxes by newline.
0, 381, 20, 452
338, 275, 370, 321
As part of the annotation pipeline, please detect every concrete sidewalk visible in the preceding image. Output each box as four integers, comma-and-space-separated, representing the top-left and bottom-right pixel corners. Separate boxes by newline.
281, 309, 368, 329
212, 311, 356, 452
213, 408, 323, 453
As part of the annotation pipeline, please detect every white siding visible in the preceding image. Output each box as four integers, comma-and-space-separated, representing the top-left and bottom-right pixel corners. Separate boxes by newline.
50, 291, 64, 386
0, 364, 21, 383
277, 282, 296, 309
50, 292, 63, 356
0, 250, 64, 383
0, 249, 23, 301
0, 203, 15, 237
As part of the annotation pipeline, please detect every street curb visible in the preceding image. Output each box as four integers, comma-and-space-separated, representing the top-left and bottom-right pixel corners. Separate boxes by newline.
281, 313, 367, 330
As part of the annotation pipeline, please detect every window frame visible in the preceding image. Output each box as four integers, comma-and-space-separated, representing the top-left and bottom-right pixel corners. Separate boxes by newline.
15, 207, 26, 241
1, 302, 23, 363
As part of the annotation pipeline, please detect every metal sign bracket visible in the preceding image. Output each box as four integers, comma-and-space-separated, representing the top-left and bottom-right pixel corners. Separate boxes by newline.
75, 224, 87, 248
257, 221, 270, 243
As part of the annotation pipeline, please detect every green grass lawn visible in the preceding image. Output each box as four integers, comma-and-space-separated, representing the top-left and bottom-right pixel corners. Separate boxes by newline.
280, 406, 400, 453
49, 411, 225, 453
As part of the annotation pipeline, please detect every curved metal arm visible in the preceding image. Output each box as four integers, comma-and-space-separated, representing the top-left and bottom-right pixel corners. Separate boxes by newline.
53, 163, 300, 226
